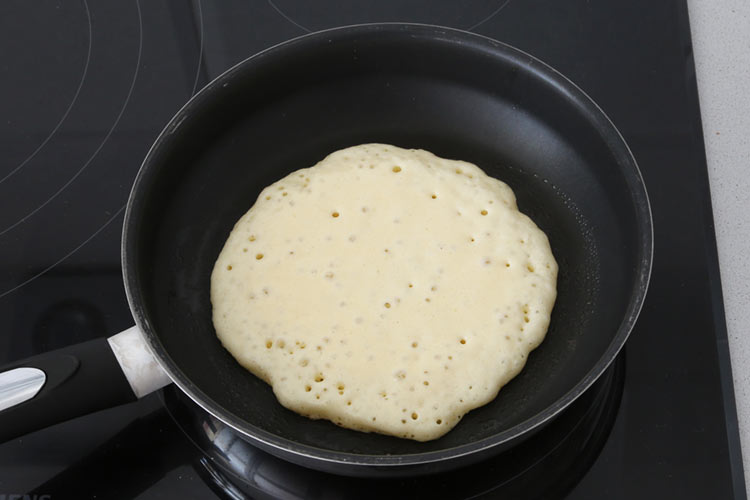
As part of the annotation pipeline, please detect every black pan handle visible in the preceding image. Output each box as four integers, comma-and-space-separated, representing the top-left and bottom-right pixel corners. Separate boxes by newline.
0, 327, 171, 443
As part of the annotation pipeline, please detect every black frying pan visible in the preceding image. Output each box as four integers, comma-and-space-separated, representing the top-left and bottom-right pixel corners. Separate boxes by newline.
0, 24, 651, 477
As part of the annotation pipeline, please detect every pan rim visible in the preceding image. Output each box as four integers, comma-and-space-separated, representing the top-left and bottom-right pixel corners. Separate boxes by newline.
122, 22, 653, 470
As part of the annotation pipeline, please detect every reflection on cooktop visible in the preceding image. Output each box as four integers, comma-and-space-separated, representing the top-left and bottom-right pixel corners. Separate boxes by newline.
164, 355, 624, 499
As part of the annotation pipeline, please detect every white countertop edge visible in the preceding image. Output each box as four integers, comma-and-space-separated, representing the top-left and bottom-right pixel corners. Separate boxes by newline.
687, 0, 750, 494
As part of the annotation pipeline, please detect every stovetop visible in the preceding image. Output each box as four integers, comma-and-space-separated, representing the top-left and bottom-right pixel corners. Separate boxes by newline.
0, 1, 745, 498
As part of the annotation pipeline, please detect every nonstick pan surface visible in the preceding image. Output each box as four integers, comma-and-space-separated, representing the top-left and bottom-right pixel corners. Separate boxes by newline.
123, 24, 652, 476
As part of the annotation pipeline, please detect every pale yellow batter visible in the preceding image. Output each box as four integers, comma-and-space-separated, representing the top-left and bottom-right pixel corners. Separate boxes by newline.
211, 144, 557, 441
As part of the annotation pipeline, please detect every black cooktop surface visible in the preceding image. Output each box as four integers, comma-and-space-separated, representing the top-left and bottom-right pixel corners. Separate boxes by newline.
0, 1, 744, 498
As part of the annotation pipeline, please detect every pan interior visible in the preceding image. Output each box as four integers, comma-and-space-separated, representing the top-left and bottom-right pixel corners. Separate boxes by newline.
127, 27, 646, 459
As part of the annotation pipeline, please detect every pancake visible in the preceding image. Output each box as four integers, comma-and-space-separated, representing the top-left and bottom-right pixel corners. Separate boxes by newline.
211, 144, 557, 441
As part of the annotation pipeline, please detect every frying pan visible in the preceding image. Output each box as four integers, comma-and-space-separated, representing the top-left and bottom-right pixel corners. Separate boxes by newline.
0, 24, 652, 477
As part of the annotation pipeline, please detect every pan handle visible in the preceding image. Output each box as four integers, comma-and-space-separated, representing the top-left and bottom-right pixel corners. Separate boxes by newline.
0, 326, 171, 443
